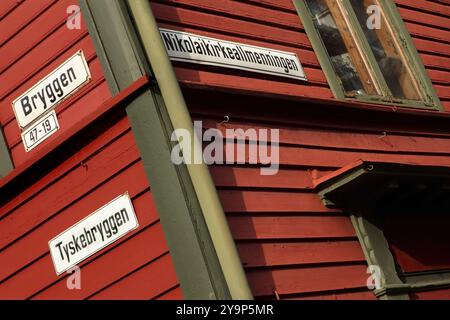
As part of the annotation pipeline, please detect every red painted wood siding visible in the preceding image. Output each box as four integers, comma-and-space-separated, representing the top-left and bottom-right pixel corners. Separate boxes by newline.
0, 1, 181, 299
186, 91, 372, 299
410, 288, 450, 300
186, 86, 450, 299
394, 0, 450, 110
151, 0, 450, 299
210, 126, 372, 299
0, 116, 180, 300
383, 214, 450, 273
150, 0, 450, 110
0, 0, 112, 166
150, 0, 333, 101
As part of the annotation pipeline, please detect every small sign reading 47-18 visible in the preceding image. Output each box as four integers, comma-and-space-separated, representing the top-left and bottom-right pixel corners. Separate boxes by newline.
21, 110, 59, 152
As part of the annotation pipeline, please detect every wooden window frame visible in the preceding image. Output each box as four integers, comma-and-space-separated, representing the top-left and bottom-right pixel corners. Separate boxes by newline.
293, 0, 443, 111
316, 161, 450, 299
352, 214, 450, 299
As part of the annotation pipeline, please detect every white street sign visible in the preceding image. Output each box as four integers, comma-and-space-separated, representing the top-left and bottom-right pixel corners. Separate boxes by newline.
21, 110, 59, 152
49, 193, 139, 275
160, 28, 307, 81
12, 50, 91, 129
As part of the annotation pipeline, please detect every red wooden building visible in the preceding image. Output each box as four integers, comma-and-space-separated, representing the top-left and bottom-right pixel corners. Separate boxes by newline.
0, 0, 449, 300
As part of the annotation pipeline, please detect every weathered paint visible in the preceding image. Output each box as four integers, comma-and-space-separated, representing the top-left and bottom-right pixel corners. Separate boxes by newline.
149, 0, 449, 109
0, 113, 179, 299
384, 214, 450, 273
0, 0, 181, 300
0, 0, 112, 165
0, 128, 13, 177
80, 0, 233, 299
410, 288, 450, 300
184, 85, 450, 299
0, 0, 449, 301
148, 0, 449, 299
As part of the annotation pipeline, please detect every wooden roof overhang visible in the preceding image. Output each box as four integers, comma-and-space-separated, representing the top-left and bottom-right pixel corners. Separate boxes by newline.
314, 160, 450, 214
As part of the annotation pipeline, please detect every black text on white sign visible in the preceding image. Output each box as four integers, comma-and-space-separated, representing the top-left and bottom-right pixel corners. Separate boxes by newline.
49, 193, 139, 275
160, 28, 307, 81
12, 50, 91, 129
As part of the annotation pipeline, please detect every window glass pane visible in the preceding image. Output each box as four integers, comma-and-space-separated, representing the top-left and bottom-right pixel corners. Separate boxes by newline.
350, 0, 422, 101
306, 0, 377, 96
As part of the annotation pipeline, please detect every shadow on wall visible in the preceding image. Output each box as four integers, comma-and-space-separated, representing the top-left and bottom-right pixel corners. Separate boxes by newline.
383, 211, 450, 274
150, 2, 277, 300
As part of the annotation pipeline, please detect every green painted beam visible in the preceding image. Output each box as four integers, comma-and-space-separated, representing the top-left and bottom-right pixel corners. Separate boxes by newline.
0, 128, 13, 178
78, 0, 148, 95
351, 214, 410, 300
292, 0, 345, 100
404, 271, 450, 291
314, 160, 450, 299
381, 0, 443, 110
126, 0, 252, 300
79, 0, 233, 299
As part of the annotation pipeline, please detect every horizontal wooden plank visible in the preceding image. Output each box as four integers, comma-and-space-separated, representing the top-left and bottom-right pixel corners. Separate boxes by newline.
246, 264, 368, 296
428, 69, 450, 85
0, 192, 161, 299
3, 57, 110, 149
436, 85, 450, 100
286, 288, 376, 300
201, 119, 450, 155
0, 160, 151, 283
175, 67, 333, 100
88, 253, 178, 300
405, 21, 450, 45
152, 0, 302, 31
0, 0, 56, 46
443, 105, 450, 114
151, 2, 311, 49
0, 130, 141, 250
420, 53, 450, 71
0, 0, 23, 20
0, 34, 98, 124
396, 0, 450, 18
228, 215, 355, 240
237, 240, 364, 267
155, 286, 183, 300
31, 223, 169, 299
411, 288, 450, 300
414, 37, 450, 57
210, 166, 320, 190
187, 89, 450, 136
274, 144, 450, 168
211, 143, 450, 168
0, 25, 89, 102
9, 81, 112, 167
0, 116, 130, 215
220, 191, 338, 213
242, 0, 297, 13
398, 7, 450, 31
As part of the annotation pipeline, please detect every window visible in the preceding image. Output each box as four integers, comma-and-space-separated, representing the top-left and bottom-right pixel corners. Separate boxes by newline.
294, 0, 442, 110
315, 161, 450, 299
